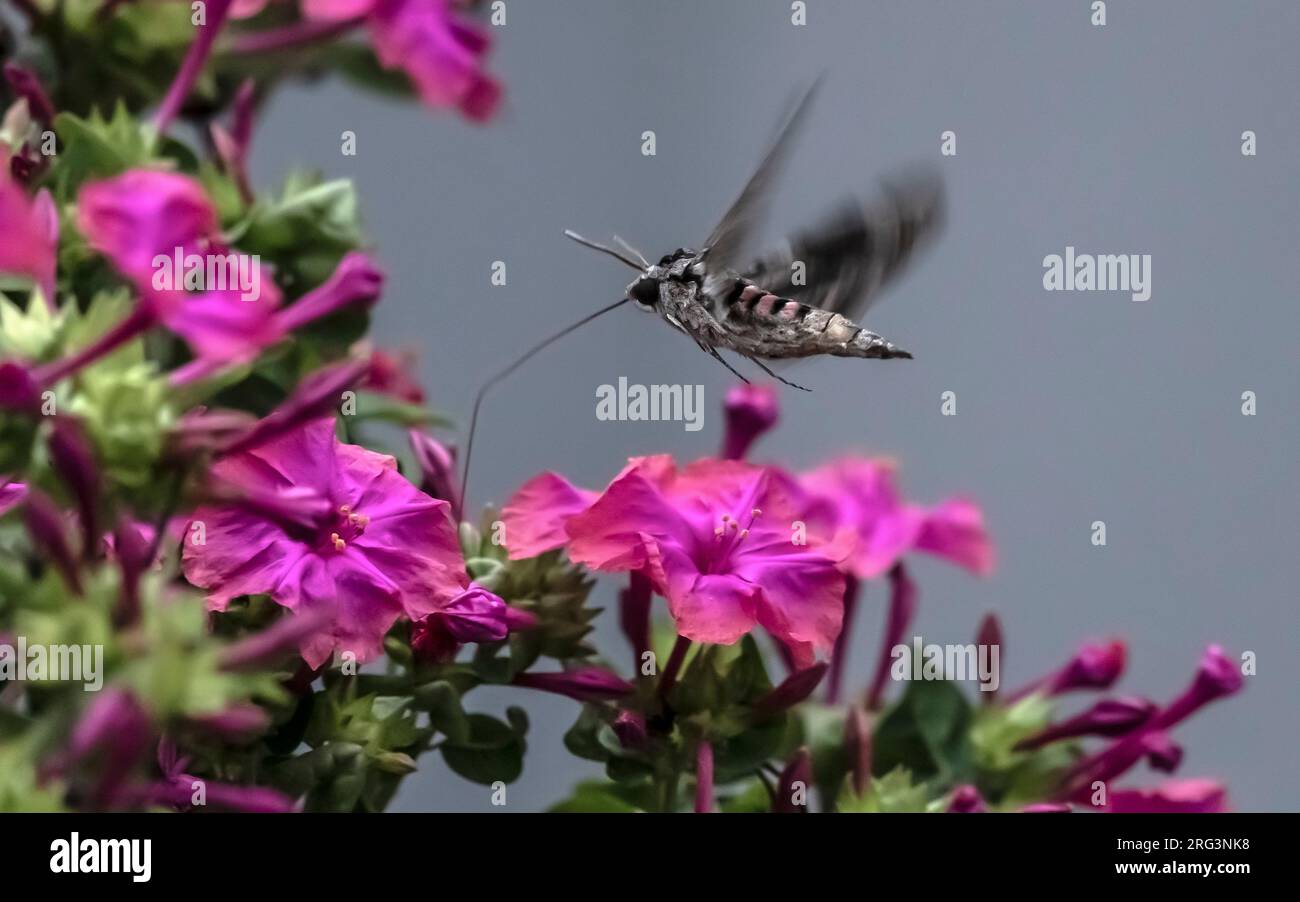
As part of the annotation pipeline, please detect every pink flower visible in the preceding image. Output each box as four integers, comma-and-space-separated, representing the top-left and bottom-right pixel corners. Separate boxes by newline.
76, 170, 284, 365
303, 0, 502, 121
1104, 778, 1228, 814
563, 458, 848, 660
182, 417, 469, 667
501, 455, 674, 560
795, 457, 995, 579
0, 170, 56, 302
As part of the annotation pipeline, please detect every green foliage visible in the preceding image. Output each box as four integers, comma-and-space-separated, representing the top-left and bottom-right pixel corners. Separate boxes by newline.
872, 678, 974, 784
838, 767, 935, 814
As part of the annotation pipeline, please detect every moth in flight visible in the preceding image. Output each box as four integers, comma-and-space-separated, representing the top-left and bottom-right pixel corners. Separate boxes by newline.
564, 81, 945, 390
459, 83, 944, 513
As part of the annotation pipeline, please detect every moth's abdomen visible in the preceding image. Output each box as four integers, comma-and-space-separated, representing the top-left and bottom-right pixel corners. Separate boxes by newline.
721, 280, 911, 359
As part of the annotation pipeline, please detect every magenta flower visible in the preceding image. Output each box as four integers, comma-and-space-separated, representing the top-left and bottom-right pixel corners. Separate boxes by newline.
182, 417, 469, 667
795, 457, 995, 579
563, 458, 848, 661
0, 171, 56, 302
302, 0, 502, 121
73, 170, 285, 374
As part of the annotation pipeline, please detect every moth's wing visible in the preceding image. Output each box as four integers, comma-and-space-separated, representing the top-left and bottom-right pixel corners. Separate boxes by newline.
701, 79, 822, 269
742, 167, 944, 320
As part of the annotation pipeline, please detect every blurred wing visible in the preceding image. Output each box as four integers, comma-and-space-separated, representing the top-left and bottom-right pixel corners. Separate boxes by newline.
743, 167, 944, 319
702, 79, 822, 269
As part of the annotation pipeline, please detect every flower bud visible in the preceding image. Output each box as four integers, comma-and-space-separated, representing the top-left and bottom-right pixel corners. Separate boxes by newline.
753, 662, 828, 717
721, 383, 779, 460
611, 710, 647, 750
1046, 639, 1126, 694
512, 666, 634, 703
221, 359, 370, 455
219, 609, 333, 672
1015, 697, 1157, 751
408, 430, 458, 503
773, 747, 812, 813
437, 586, 510, 643
275, 252, 385, 333
866, 563, 917, 709
947, 785, 986, 813
22, 487, 81, 593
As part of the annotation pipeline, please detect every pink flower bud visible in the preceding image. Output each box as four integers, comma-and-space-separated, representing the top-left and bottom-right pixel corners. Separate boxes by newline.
612, 710, 647, 750
220, 360, 370, 455
773, 747, 812, 813
22, 488, 81, 593
721, 383, 779, 460
1015, 697, 1157, 751
275, 252, 386, 334
437, 586, 510, 643
512, 667, 634, 703
947, 785, 986, 813
754, 662, 829, 716
408, 430, 458, 503
219, 609, 334, 672
47, 419, 101, 555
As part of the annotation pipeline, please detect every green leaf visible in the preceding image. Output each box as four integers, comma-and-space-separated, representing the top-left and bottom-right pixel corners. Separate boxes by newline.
548, 779, 644, 813
872, 679, 973, 783
414, 681, 470, 744
440, 714, 526, 785
48, 104, 155, 198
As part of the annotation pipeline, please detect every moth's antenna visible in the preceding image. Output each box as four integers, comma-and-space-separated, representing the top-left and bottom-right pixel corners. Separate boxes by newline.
612, 235, 650, 268
457, 297, 632, 521
564, 229, 645, 270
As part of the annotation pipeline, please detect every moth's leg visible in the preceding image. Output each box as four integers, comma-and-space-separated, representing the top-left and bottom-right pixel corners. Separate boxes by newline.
705, 346, 751, 384
747, 356, 812, 392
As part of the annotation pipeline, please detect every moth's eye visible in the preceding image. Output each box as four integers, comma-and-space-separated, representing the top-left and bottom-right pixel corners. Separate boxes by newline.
628, 277, 658, 309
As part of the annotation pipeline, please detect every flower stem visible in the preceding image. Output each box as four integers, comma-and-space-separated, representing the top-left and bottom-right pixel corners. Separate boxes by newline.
154, 0, 235, 133
34, 304, 157, 386
826, 576, 861, 703
694, 740, 714, 813
657, 635, 691, 703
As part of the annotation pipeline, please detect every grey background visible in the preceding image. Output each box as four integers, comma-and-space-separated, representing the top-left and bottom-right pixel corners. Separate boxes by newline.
249, 1, 1299, 811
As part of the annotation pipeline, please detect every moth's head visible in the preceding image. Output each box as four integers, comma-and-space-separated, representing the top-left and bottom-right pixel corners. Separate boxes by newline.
626, 274, 660, 311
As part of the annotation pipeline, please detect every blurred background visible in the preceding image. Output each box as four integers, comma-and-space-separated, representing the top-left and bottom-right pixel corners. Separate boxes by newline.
246, 1, 1299, 811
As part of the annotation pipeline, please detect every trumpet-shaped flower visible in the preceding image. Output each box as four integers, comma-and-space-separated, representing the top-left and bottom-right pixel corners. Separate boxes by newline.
182, 417, 468, 667
562, 458, 848, 660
